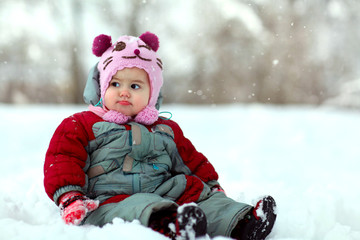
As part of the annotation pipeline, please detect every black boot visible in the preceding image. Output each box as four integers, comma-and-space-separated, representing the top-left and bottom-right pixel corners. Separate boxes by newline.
176, 203, 207, 240
149, 209, 177, 237
231, 196, 277, 240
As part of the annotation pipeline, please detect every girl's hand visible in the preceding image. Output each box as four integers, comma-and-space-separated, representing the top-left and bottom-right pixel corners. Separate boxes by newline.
59, 192, 99, 225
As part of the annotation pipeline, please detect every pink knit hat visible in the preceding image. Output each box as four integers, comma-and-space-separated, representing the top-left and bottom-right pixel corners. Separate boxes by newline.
91, 31, 163, 125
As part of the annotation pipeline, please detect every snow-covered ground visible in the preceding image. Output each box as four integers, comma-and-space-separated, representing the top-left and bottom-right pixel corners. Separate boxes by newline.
1, 104, 359, 240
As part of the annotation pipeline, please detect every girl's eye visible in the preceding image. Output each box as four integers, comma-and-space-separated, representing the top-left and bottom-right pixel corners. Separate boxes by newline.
131, 84, 140, 89
111, 82, 120, 87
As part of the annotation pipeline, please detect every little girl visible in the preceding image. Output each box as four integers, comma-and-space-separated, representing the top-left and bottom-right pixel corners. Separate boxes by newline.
44, 31, 277, 240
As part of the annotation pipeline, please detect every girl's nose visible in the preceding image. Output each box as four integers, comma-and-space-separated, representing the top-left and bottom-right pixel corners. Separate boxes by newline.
120, 89, 130, 98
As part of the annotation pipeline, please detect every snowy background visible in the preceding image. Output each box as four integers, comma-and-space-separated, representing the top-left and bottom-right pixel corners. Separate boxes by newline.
1, 104, 359, 240
1, 1, 360, 239
2, 0, 360, 107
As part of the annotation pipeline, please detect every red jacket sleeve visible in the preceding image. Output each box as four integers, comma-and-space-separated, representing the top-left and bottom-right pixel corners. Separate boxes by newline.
158, 119, 219, 183
43, 112, 98, 202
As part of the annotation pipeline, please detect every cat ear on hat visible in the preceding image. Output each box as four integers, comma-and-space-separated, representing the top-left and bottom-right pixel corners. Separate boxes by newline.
92, 34, 112, 57
139, 31, 159, 52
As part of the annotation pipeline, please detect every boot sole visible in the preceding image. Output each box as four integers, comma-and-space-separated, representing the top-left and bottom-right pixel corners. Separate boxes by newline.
249, 196, 277, 240
176, 204, 207, 240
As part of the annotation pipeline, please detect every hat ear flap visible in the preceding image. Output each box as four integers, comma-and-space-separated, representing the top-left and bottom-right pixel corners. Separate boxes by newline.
92, 34, 112, 57
83, 63, 101, 106
139, 31, 159, 52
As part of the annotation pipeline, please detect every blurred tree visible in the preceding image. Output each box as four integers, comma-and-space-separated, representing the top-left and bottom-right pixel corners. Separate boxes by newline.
1, 0, 360, 108
69, 0, 86, 103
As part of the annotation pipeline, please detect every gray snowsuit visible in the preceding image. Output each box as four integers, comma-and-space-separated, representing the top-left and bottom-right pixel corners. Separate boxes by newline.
43, 65, 251, 238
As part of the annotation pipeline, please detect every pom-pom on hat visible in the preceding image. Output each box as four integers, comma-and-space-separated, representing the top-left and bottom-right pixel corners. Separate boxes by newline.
92, 31, 163, 125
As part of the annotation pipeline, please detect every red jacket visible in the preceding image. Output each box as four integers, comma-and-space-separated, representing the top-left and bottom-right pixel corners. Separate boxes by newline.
44, 111, 219, 205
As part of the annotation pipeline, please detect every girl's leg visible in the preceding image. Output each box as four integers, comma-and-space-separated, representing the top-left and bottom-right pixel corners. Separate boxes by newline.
197, 191, 252, 237
82, 193, 178, 227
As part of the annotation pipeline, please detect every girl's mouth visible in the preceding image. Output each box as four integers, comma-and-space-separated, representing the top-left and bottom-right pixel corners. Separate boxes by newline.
118, 101, 131, 106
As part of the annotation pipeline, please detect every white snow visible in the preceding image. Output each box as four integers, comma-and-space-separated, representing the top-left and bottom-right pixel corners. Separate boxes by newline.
1, 104, 360, 240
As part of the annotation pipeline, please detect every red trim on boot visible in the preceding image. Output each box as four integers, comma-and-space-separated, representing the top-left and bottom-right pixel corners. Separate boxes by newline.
253, 200, 262, 220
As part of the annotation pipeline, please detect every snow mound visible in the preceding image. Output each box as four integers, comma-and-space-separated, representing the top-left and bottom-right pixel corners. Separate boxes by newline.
1, 104, 360, 240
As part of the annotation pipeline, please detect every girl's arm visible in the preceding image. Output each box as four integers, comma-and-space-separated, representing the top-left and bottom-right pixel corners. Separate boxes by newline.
44, 112, 96, 205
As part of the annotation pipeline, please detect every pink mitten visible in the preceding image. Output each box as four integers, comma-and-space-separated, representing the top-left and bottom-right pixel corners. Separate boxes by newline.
59, 192, 99, 225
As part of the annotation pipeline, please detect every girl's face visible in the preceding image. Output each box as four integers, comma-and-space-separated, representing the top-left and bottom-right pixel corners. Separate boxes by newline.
104, 67, 150, 117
